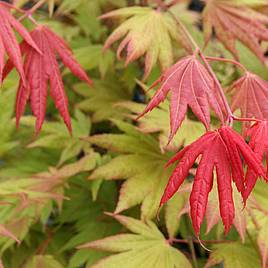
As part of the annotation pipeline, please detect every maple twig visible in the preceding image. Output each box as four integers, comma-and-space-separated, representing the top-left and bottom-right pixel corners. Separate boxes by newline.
172, 238, 235, 244
18, 0, 46, 22
231, 115, 262, 123
198, 51, 234, 125
205, 56, 248, 73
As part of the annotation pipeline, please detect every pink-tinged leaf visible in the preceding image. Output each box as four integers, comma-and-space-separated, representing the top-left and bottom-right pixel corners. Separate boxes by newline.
47, 44, 72, 133
214, 137, 234, 235
100, 7, 193, 79
160, 126, 266, 235
8, 12, 41, 54
160, 131, 215, 208
190, 151, 214, 235
43, 27, 92, 86
3, 25, 92, 133
0, 10, 26, 85
244, 121, 268, 200
0, 5, 40, 84
0, 35, 4, 82
229, 72, 268, 131
203, 0, 268, 61
15, 44, 34, 127
138, 55, 226, 142
29, 30, 48, 133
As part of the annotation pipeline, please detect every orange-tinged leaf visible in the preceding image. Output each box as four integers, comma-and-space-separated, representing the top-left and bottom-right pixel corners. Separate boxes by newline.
100, 7, 192, 79
203, 0, 268, 61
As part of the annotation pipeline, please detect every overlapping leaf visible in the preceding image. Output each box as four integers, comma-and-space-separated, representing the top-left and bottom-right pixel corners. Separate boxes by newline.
248, 181, 268, 268
119, 100, 205, 152
87, 120, 171, 220
73, 79, 133, 123
20, 110, 91, 166
205, 243, 261, 268
229, 72, 268, 123
203, 0, 268, 61
138, 55, 227, 141
78, 214, 192, 268
243, 121, 268, 200
0, 2, 41, 83
160, 126, 266, 235
4, 25, 92, 133
100, 7, 192, 79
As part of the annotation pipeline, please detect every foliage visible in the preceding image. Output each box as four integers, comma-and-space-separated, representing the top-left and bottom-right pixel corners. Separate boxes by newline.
0, 0, 268, 267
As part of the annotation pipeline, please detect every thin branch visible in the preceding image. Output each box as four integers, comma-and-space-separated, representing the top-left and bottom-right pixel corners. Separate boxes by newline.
231, 115, 262, 123
172, 238, 235, 244
18, 0, 46, 22
205, 56, 248, 73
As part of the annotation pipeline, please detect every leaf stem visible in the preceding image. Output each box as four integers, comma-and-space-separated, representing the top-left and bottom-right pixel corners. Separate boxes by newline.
18, 0, 46, 23
187, 237, 198, 268
153, 0, 199, 52
172, 238, 235, 244
205, 56, 248, 73
231, 115, 262, 123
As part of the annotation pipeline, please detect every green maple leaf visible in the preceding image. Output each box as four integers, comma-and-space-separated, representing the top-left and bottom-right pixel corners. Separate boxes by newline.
100, 6, 192, 79
87, 120, 172, 219
78, 214, 192, 268
205, 243, 261, 268
25, 255, 64, 268
73, 79, 133, 123
20, 110, 91, 166
118, 100, 205, 152
72, 45, 114, 78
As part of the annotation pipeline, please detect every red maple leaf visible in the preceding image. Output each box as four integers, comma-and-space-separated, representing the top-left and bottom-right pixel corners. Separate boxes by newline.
159, 126, 266, 235
203, 0, 268, 61
138, 55, 227, 141
4, 25, 92, 133
0, 2, 40, 83
244, 120, 268, 200
228, 72, 268, 130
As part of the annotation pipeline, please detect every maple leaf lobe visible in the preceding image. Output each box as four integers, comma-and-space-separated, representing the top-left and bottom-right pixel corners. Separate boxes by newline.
160, 126, 266, 235
3, 25, 92, 133
138, 55, 226, 142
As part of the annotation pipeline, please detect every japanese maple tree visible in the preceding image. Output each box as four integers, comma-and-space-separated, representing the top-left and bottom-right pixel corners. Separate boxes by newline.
1, 0, 268, 267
